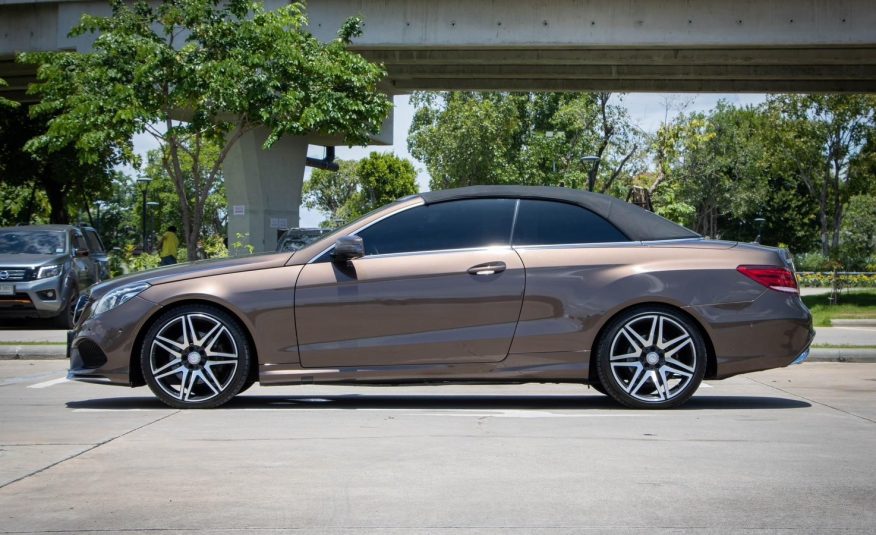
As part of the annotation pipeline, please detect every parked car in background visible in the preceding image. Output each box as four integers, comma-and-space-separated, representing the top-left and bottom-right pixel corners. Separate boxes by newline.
68, 186, 812, 409
79, 225, 110, 281
276, 227, 333, 253
0, 224, 107, 328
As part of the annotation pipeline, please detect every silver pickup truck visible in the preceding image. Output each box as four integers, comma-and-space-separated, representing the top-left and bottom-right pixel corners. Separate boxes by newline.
0, 225, 106, 328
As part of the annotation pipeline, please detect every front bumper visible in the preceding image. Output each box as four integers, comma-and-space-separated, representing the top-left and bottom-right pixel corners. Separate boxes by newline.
67, 295, 162, 386
0, 275, 69, 318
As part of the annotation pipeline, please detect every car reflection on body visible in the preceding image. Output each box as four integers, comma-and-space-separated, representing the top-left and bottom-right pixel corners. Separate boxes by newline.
68, 186, 813, 409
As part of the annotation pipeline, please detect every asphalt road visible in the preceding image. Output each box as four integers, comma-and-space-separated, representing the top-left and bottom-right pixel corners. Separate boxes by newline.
1, 361, 875, 534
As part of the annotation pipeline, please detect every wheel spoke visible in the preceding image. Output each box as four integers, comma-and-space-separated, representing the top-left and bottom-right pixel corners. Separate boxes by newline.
665, 355, 695, 373
199, 369, 222, 395
205, 359, 237, 367
181, 368, 197, 401
649, 370, 666, 400
625, 365, 648, 395
176, 368, 190, 400
152, 357, 181, 375
194, 321, 222, 348
645, 316, 658, 346
153, 339, 182, 358
204, 326, 230, 354
610, 350, 640, 362
661, 362, 693, 378
660, 331, 690, 353
658, 369, 674, 398
155, 334, 185, 351
154, 363, 185, 380
623, 325, 649, 350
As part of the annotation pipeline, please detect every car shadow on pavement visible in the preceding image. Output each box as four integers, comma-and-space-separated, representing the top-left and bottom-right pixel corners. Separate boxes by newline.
66, 393, 811, 411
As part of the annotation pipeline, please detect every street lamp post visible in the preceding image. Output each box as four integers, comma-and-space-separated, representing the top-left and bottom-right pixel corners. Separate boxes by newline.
146, 201, 160, 251
135, 177, 151, 251
93, 200, 105, 233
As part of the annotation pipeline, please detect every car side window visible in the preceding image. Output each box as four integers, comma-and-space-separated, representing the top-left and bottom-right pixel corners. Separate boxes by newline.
83, 230, 104, 253
357, 198, 517, 256
512, 199, 628, 246
72, 232, 89, 252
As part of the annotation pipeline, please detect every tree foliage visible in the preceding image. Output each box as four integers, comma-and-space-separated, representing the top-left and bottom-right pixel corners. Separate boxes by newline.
303, 152, 418, 227
20, 0, 391, 260
0, 106, 114, 225
408, 92, 643, 195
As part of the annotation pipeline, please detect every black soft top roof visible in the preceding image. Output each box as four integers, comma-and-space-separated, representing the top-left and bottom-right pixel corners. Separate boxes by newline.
418, 186, 700, 242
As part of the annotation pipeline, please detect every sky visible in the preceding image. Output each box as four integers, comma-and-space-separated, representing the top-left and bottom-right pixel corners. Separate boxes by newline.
131, 92, 768, 228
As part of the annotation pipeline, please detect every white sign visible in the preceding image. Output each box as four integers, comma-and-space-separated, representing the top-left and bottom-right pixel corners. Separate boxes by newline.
269, 217, 289, 229
232, 205, 245, 216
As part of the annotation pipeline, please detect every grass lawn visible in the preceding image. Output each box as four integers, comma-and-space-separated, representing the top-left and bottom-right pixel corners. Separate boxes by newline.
802, 289, 876, 327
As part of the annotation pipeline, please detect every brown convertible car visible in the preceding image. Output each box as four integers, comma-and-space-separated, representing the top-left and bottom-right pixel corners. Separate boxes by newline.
68, 186, 813, 409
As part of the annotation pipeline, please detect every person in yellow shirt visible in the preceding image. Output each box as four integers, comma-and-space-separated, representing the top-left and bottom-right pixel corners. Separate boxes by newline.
158, 226, 180, 265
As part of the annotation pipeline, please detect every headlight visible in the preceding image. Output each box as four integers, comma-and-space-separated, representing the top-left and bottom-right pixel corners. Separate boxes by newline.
36, 264, 62, 279
91, 282, 151, 316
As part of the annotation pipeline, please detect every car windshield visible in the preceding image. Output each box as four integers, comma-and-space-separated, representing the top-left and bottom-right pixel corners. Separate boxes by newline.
0, 230, 67, 254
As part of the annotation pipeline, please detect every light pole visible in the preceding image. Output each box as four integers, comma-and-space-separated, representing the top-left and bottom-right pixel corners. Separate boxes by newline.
93, 200, 105, 233
146, 201, 160, 251
754, 217, 766, 244
581, 155, 600, 191
135, 176, 151, 251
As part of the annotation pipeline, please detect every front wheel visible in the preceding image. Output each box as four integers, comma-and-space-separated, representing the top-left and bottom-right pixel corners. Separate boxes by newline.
141, 305, 252, 409
596, 307, 706, 409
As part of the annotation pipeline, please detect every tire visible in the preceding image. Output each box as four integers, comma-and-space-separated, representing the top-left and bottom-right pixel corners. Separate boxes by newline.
53, 291, 78, 329
141, 304, 252, 409
596, 306, 706, 409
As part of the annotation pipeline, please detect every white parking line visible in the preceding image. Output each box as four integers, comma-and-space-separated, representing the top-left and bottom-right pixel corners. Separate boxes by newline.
27, 377, 69, 389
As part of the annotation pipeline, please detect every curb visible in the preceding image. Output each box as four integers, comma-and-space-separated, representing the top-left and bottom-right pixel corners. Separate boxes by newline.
0, 345, 66, 360
808, 347, 876, 363
830, 319, 876, 327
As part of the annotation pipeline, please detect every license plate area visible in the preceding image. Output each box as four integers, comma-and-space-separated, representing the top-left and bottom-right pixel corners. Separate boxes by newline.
0, 283, 14, 296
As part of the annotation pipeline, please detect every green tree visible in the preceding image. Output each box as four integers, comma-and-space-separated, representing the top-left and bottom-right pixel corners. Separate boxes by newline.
302, 153, 419, 226
0, 77, 18, 109
408, 92, 644, 195
302, 160, 359, 227
353, 152, 419, 216
0, 106, 114, 224
839, 194, 876, 270
21, 0, 391, 260
767, 95, 876, 257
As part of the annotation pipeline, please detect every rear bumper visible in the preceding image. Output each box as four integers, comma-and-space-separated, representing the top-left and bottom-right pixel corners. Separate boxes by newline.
689, 289, 814, 379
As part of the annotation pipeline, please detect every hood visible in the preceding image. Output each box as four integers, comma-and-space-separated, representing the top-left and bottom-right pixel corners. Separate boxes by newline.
0, 253, 69, 268
88, 251, 293, 298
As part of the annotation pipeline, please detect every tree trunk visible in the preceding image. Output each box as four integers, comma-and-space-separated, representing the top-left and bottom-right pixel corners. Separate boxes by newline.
819, 166, 830, 256
43, 180, 69, 224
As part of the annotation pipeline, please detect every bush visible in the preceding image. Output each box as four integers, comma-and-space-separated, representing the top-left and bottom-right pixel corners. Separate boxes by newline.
796, 272, 876, 288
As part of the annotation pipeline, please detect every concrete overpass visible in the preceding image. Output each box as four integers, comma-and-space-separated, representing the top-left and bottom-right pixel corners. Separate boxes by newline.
2, 0, 875, 250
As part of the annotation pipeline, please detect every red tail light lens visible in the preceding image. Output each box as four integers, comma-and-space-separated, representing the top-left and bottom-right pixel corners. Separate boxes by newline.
736, 265, 799, 294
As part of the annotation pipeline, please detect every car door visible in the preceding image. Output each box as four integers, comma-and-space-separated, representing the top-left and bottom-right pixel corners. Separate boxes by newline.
71, 231, 96, 289
295, 198, 525, 368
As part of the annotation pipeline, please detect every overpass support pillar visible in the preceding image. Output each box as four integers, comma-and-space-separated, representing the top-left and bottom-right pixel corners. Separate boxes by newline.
224, 127, 307, 253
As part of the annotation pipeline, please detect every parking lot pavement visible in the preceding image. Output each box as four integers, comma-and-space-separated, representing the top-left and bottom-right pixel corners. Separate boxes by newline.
1, 361, 875, 534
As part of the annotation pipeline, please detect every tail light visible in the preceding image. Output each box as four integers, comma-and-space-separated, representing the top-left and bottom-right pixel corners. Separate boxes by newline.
736, 265, 799, 294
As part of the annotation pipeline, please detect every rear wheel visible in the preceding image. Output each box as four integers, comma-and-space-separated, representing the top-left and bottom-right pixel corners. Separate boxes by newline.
141, 305, 251, 409
596, 306, 706, 409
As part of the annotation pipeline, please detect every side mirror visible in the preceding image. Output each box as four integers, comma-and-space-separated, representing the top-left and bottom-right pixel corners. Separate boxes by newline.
331, 235, 364, 263
74, 248, 89, 257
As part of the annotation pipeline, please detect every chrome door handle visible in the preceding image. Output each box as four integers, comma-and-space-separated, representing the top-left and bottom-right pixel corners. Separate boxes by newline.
467, 262, 506, 276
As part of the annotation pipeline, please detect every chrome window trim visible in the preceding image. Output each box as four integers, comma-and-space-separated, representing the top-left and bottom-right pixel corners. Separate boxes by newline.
512, 241, 643, 250
353, 245, 515, 261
